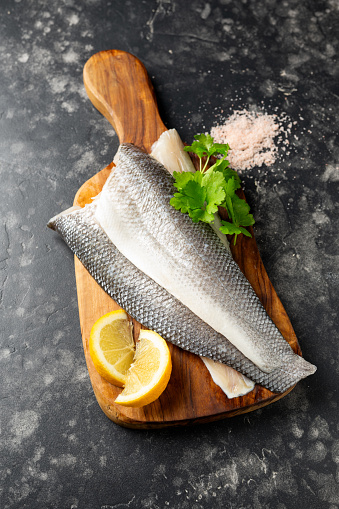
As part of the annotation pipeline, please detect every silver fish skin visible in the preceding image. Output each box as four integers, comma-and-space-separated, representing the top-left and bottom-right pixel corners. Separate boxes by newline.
94, 144, 316, 378
48, 205, 316, 393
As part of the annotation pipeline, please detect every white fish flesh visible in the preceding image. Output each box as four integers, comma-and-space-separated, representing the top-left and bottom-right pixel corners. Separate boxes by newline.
151, 128, 196, 176
151, 128, 253, 398
201, 357, 255, 398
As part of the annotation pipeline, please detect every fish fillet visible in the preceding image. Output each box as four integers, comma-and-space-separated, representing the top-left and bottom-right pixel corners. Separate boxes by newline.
151, 129, 196, 175
201, 357, 255, 398
94, 143, 316, 379
152, 128, 253, 398
48, 204, 315, 392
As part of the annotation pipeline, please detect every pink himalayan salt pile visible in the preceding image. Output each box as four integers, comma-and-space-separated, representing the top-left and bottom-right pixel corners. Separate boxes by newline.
211, 110, 286, 171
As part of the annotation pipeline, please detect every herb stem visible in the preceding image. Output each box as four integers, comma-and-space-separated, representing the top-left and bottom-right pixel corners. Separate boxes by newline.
202, 156, 210, 173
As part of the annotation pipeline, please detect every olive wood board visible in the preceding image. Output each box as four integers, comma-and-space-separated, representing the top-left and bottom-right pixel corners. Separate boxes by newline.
73, 49, 301, 428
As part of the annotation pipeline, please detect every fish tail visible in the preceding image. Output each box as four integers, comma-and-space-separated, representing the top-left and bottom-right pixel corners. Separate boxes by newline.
252, 354, 316, 393
47, 206, 82, 230
282, 353, 317, 383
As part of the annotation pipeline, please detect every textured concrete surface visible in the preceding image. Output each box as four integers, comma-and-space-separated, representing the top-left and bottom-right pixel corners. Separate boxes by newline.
0, 0, 338, 508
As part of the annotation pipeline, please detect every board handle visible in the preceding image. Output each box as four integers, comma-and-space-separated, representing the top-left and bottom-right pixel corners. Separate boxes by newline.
83, 50, 167, 152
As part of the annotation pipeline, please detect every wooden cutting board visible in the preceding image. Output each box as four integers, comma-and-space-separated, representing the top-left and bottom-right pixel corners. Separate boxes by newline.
74, 49, 301, 428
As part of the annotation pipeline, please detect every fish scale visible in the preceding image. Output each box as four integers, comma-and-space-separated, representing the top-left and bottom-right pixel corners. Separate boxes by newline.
48, 205, 316, 393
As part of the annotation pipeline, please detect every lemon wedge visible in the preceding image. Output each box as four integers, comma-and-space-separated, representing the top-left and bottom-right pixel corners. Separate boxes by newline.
89, 309, 135, 387
115, 329, 172, 408
89, 311, 172, 407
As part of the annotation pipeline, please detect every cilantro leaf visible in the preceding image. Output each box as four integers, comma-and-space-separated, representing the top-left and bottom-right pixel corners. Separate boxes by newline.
189, 207, 214, 223
221, 177, 241, 223
231, 194, 255, 227
211, 158, 230, 171
213, 159, 241, 184
170, 179, 206, 215
202, 171, 226, 214
171, 132, 255, 244
171, 171, 225, 224
170, 194, 190, 214
219, 222, 247, 236
184, 134, 230, 172
220, 178, 254, 242
211, 142, 230, 157
184, 133, 216, 158
172, 171, 196, 191
223, 175, 241, 195
219, 222, 252, 245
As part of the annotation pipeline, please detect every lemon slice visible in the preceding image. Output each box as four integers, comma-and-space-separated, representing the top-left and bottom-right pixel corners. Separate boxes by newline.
89, 309, 135, 387
115, 329, 172, 408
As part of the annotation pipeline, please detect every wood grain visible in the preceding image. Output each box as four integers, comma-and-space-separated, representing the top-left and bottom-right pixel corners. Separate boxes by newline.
74, 50, 301, 428
83, 49, 167, 152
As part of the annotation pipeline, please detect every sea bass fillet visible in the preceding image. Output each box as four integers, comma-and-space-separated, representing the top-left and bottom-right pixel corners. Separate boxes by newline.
48, 204, 315, 392
151, 128, 253, 398
94, 143, 316, 378
201, 357, 255, 398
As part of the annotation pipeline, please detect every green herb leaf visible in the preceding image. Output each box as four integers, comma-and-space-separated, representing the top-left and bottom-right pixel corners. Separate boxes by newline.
213, 159, 241, 184
171, 133, 255, 244
184, 133, 217, 158
231, 194, 255, 227
202, 171, 226, 214
219, 222, 252, 245
170, 179, 206, 215
211, 142, 230, 157
219, 222, 247, 236
189, 207, 214, 223
172, 171, 197, 191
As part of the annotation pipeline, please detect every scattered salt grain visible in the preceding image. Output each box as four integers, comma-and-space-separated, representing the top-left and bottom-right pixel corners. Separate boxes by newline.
210, 110, 288, 172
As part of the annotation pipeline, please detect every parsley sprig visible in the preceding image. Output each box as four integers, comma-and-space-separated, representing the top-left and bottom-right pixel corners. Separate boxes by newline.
170, 133, 255, 244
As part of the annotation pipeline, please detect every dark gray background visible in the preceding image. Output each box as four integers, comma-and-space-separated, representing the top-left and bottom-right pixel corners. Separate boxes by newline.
0, 1, 338, 508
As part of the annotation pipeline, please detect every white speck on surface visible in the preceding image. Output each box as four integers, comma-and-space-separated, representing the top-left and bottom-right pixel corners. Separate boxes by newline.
61, 101, 78, 113
16, 307, 26, 317
67, 149, 97, 177
50, 454, 77, 468
307, 441, 328, 463
312, 211, 330, 225
321, 164, 339, 182
43, 373, 54, 385
52, 330, 65, 344
201, 3, 211, 19
11, 142, 25, 154
308, 416, 332, 441
291, 423, 304, 439
71, 366, 88, 383
62, 49, 79, 64
20, 254, 33, 267
99, 456, 107, 467
48, 76, 69, 94
0, 348, 12, 361
9, 410, 40, 448
18, 53, 29, 63
332, 441, 339, 464
67, 13, 79, 26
